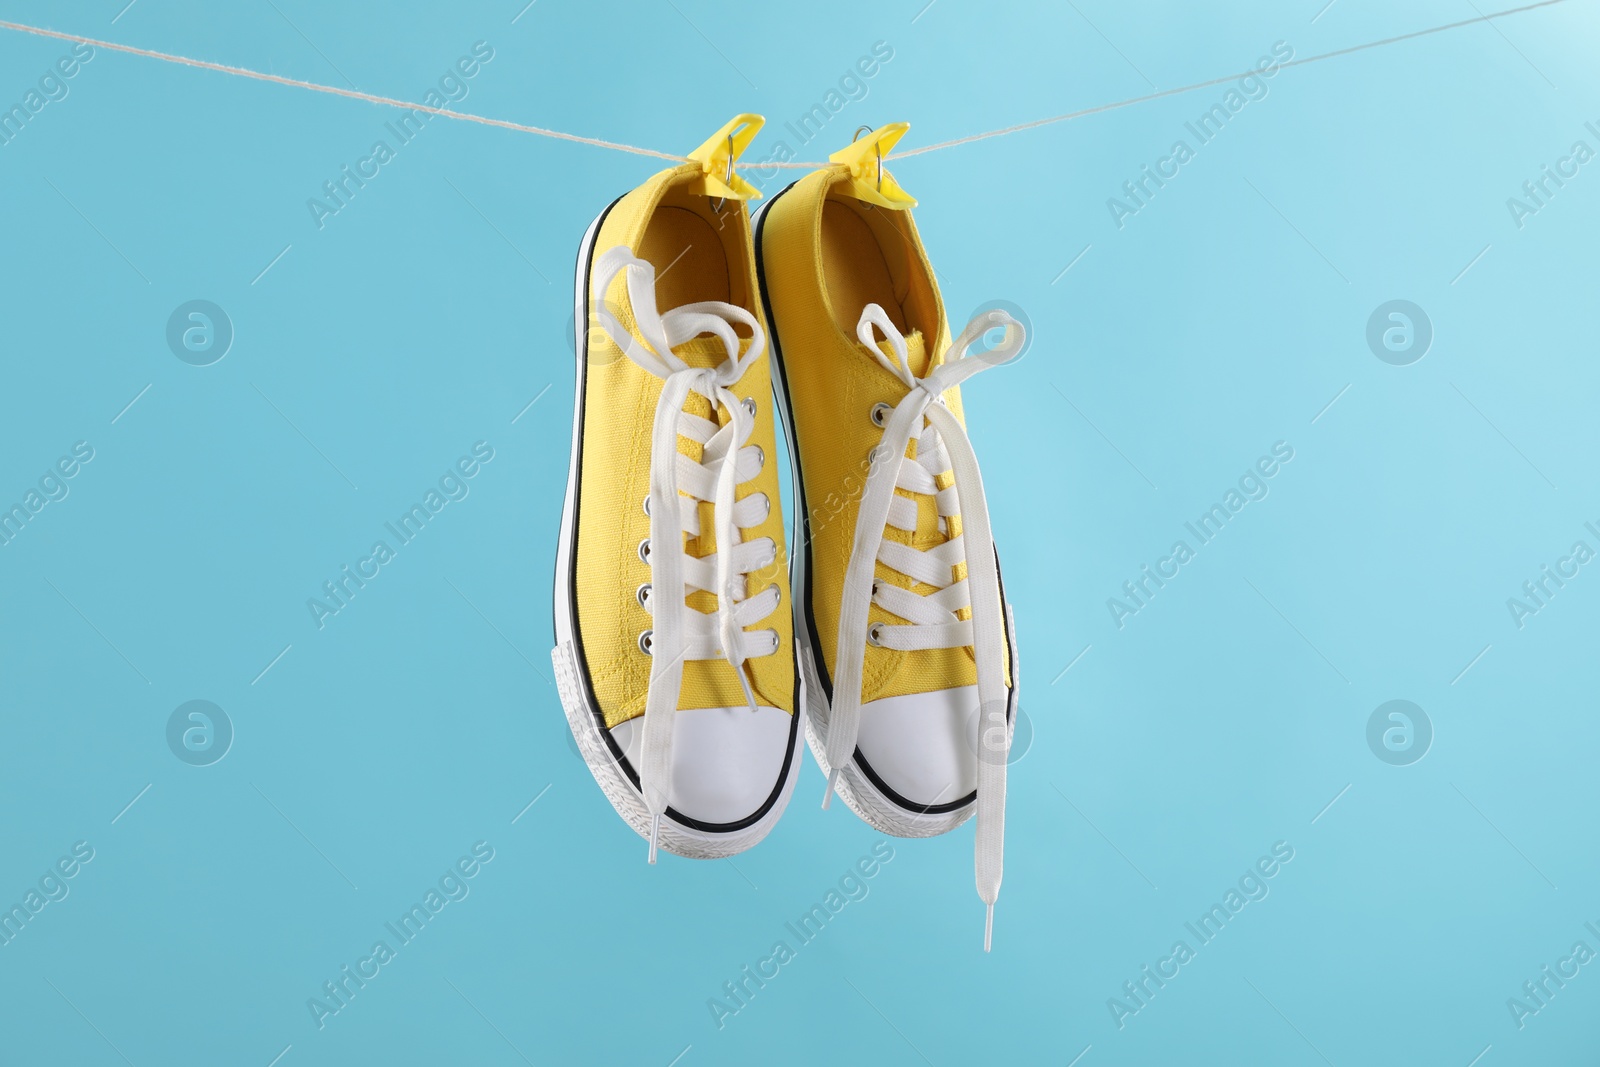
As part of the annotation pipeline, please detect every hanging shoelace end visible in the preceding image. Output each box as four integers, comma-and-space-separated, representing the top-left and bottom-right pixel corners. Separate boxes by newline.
984, 903, 995, 953
647, 814, 661, 865
735, 665, 759, 716
821, 767, 840, 809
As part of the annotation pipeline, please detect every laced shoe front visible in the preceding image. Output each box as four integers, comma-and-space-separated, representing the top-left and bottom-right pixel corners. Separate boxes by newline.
552, 154, 800, 861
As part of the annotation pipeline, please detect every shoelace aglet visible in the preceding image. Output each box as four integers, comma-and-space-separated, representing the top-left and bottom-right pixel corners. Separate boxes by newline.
735, 665, 758, 716
821, 767, 840, 809
984, 903, 994, 953
647, 814, 661, 865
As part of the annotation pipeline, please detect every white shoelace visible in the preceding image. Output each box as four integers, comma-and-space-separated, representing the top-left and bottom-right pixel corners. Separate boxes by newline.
823, 303, 1025, 951
592, 246, 782, 863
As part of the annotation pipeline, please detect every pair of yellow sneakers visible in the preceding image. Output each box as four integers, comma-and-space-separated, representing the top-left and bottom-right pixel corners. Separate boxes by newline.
550, 117, 1023, 948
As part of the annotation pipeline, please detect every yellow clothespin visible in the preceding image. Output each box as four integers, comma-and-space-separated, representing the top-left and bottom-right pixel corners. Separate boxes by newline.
828, 122, 917, 209
686, 114, 765, 202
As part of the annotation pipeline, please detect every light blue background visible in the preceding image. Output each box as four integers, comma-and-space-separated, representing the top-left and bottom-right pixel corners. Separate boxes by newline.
1, 0, 1597, 1063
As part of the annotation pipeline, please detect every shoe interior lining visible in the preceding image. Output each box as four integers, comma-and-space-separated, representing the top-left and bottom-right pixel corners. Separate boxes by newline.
637, 194, 748, 318
820, 193, 939, 350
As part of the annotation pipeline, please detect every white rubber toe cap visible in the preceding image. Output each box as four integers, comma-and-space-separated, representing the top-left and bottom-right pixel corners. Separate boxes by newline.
610, 705, 793, 826
856, 684, 980, 808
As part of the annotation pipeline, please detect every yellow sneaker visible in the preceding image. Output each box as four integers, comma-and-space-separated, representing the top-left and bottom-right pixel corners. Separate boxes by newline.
552, 118, 800, 861
753, 124, 1023, 947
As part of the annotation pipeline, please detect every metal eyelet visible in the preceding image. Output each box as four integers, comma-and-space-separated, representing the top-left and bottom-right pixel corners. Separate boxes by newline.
870, 402, 891, 427
638, 630, 653, 655
871, 580, 880, 598
741, 396, 757, 417
641, 496, 651, 516
637, 538, 651, 563
867, 623, 885, 647
636, 583, 652, 609
751, 444, 765, 468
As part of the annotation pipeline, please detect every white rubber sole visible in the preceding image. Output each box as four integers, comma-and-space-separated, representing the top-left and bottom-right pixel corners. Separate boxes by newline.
797, 642, 977, 838
550, 202, 802, 861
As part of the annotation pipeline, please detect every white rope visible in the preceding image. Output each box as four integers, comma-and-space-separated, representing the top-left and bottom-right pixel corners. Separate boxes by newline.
896, 0, 1575, 158
0, 18, 683, 160
0, 0, 1574, 167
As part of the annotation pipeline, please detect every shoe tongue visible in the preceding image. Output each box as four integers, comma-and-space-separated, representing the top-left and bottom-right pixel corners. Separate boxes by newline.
668, 335, 741, 425
866, 328, 947, 549
872, 329, 931, 379
671, 335, 739, 371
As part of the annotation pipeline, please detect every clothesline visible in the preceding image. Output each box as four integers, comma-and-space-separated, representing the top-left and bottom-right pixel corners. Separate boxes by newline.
0, 0, 1573, 167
